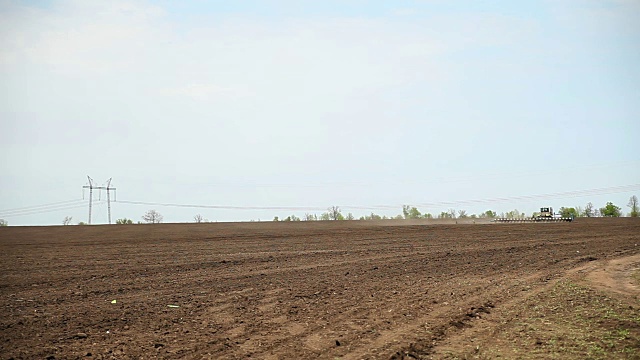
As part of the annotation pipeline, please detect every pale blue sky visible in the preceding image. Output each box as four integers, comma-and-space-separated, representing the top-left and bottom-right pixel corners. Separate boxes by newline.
1, 0, 639, 225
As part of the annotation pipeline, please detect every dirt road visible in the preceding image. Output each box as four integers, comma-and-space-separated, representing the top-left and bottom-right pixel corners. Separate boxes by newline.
1, 218, 638, 359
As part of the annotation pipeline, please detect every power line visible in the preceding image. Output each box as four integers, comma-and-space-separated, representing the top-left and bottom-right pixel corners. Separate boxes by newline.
410, 184, 640, 208
0, 201, 102, 218
116, 183, 640, 212
0, 199, 84, 215
116, 200, 331, 211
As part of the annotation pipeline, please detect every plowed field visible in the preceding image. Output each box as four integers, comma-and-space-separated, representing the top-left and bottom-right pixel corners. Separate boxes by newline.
1, 218, 639, 359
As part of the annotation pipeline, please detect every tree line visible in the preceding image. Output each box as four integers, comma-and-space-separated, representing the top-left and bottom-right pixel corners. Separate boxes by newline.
270, 196, 638, 222
2, 196, 635, 226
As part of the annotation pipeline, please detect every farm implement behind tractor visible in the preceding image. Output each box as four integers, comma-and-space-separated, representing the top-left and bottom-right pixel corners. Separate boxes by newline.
493, 207, 574, 223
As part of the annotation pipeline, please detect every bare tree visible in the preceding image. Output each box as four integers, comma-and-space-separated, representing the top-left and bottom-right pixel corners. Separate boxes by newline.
584, 202, 594, 217
142, 210, 163, 224
448, 209, 457, 219
629, 195, 639, 217
329, 206, 343, 220
194, 214, 204, 223
303, 213, 317, 221
457, 210, 468, 218
63, 216, 73, 226
506, 209, 523, 219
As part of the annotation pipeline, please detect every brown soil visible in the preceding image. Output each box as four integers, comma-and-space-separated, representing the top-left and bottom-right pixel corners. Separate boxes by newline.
1, 218, 639, 359
584, 254, 640, 296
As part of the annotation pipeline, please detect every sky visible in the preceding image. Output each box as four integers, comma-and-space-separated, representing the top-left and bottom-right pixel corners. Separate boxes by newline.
1, 0, 639, 225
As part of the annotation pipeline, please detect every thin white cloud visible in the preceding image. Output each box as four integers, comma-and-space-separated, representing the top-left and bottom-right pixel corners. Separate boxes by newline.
158, 83, 253, 101
391, 8, 418, 16
0, 1, 536, 84
0, 1, 169, 69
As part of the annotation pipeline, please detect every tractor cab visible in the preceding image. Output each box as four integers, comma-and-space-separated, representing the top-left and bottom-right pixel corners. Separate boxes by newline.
539, 207, 553, 218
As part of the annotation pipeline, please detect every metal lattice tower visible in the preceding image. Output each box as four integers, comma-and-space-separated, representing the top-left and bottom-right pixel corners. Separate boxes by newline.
83, 176, 117, 224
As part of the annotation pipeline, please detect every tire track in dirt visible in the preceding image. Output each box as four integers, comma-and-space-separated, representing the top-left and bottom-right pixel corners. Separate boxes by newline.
424, 252, 640, 359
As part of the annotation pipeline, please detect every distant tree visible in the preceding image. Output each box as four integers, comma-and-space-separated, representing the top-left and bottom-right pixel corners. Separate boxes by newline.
479, 210, 496, 219
303, 213, 317, 221
505, 209, 524, 219
469, 214, 477, 219
283, 216, 292, 221
116, 218, 134, 225
628, 195, 639, 217
328, 206, 343, 220
345, 212, 355, 220
63, 216, 73, 226
402, 205, 422, 219
402, 205, 410, 219
583, 202, 595, 217
438, 211, 453, 219
457, 210, 468, 218
77, 221, 87, 225
423, 213, 433, 219
291, 214, 301, 221
273, 216, 279, 222
448, 209, 457, 219
319, 212, 331, 221
362, 212, 382, 221
559, 207, 579, 218
0, 219, 7, 226
593, 208, 601, 217
574, 206, 583, 218
142, 210, 163, 224
600, 202, 621, 217
193, 214, 204, 223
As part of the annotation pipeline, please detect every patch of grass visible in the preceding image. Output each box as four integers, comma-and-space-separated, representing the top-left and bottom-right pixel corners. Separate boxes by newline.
477, 280, 640, 359
632, 268, 640, 287
616, 329, 631, 340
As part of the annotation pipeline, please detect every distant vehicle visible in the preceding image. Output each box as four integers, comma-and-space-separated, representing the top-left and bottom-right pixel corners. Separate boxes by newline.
494, 207, 573, 223
533, 207, 572, 221
538, 207, 554, 219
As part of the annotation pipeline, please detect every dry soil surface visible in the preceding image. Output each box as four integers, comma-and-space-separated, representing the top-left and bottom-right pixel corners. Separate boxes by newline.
1, 218, 639, 359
